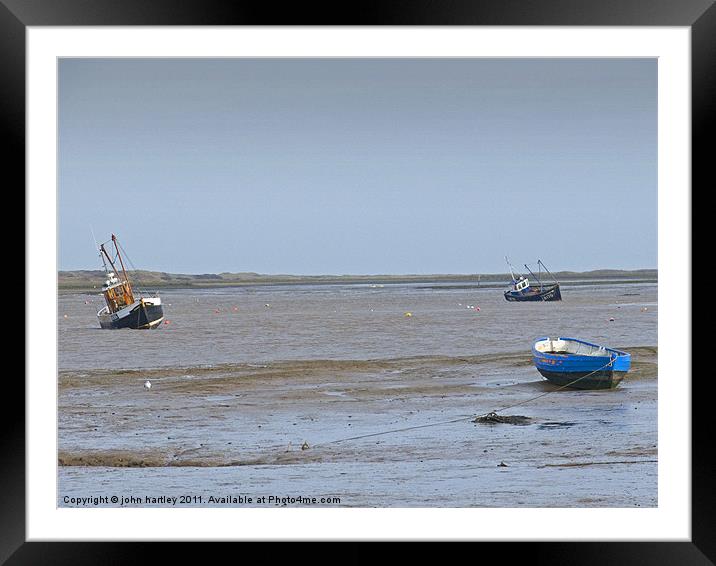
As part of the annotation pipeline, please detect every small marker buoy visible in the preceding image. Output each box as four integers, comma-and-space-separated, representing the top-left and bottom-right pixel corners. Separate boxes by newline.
144, 381, 152, 390
301, 441, 309, 451
404, 312, 412, 317
609, 317, 615, 322
164, 320, 170, 325
63, 314, 68, 318
265, 303, 271, 308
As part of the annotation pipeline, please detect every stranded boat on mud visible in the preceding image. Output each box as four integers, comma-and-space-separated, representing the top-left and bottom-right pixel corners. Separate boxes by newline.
532, 337, 631, 389
95, 234, 164, 329
504, 257, 562, 302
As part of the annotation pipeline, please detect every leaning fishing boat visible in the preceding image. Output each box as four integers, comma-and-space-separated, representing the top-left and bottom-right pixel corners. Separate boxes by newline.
95, 234, 164, 329
503, 257, 562, 302
532, 337, 631, 389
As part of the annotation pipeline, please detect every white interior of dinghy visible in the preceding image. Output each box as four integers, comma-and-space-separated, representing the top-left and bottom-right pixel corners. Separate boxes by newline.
534, 338, 608, 356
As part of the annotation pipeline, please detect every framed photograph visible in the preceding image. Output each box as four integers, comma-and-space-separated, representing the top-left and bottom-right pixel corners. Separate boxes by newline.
11, 0, 706, 562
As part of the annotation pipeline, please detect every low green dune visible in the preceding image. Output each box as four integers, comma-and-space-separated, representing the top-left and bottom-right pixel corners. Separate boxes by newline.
58, 268, 657, 292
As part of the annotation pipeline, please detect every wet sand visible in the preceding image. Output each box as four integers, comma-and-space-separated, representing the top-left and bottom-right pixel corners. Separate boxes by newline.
59, 348, 657, 507
58, 282, 657, 507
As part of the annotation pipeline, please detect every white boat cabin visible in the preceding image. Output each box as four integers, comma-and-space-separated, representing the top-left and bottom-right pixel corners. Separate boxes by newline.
514, 276, 530, 292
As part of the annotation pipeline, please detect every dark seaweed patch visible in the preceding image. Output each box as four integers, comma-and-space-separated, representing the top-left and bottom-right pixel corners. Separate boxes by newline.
473, 412, 531, 426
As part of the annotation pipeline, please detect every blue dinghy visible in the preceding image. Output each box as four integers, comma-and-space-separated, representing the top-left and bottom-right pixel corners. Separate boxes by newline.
532, 337, 631, 390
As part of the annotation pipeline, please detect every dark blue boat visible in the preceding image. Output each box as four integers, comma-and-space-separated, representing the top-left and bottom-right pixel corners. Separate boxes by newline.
504, 258, 562, 302
532, 337, 631, 389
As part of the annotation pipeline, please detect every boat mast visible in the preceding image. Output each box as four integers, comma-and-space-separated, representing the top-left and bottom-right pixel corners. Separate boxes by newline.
538, 261, 542, 286
505, 256, 518, 282
99, 242, 120, 277
111, 234, 131, 286
538, 259, 559, 285
99, 235, 135, 308
94, 238, 110, 275
524, 263, 543, 290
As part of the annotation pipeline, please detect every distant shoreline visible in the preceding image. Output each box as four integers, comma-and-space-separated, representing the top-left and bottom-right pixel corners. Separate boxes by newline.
58, 268, 657, 293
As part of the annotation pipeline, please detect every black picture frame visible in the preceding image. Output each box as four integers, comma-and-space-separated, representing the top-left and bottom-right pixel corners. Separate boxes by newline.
9, 0, 706, 563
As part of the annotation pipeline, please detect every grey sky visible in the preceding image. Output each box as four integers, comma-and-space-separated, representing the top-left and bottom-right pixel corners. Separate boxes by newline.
59, 58, 656, 274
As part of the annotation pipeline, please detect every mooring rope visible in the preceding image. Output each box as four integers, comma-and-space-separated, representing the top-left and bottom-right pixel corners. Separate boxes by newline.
313, 358, 616, 448
482, 358, 616, 415
318, 414, 476, 446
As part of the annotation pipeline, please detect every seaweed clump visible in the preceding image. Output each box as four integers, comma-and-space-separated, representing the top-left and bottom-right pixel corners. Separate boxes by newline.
473, 412, 531, 426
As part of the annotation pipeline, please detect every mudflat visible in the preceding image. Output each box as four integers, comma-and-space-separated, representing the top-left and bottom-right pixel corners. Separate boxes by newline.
58, 280, 657, 507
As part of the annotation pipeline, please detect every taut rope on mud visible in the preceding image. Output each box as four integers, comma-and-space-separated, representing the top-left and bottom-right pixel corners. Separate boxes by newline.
312, 359, 616, 447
